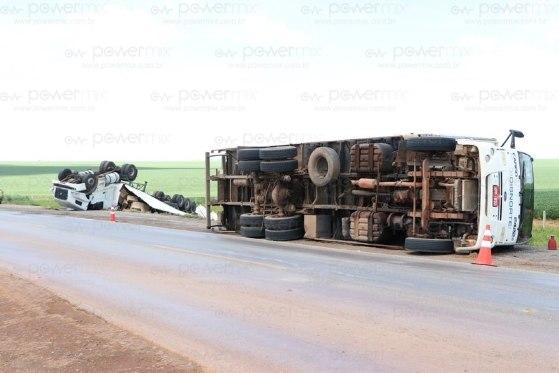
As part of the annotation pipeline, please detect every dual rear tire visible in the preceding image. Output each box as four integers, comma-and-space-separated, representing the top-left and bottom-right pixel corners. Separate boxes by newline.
264, 214, 304, 241
265, 227, 304, 241
239, 213, 304, 241
236, 146, 298, 174
239, 213, 265, 238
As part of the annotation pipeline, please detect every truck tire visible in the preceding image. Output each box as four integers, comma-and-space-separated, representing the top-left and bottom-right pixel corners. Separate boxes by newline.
172, 194, 186, 208
82, 174, 98, 194
308, 147, 340, 187
181, 198, 192, 212
265, 227, 304, 241
260, 159, 298, 173
240, 213, 264, 227
58, 168, 72, 181
237, 148, 261, 161
405, 237, 455, 253
153, 191, 165, 200
240, 226, 265, 238
264, 214, 303, 230
100, 161, 116, 173
404, 137, 457, 152
237, 160, 261, 173
121, 164, 138, 181
189, 201, 197, 213
259, 146, 297, 160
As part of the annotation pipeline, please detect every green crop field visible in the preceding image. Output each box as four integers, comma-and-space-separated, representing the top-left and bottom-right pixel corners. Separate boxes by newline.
533, 159, 559, 220
0, 160, 558, 212
0, 159, 558, 245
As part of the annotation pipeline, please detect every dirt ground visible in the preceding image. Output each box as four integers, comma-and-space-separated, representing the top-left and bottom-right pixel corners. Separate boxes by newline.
1, 204, 558, 274
0, 270, 201, 373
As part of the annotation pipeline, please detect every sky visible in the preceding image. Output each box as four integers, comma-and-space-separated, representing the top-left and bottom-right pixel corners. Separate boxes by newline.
0, 0, 558, 160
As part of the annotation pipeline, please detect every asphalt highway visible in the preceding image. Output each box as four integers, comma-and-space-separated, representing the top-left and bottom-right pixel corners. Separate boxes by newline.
0, 210, 558, 371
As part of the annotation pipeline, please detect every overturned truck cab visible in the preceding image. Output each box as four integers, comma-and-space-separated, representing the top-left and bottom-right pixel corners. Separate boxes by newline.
206, 131, 533, 253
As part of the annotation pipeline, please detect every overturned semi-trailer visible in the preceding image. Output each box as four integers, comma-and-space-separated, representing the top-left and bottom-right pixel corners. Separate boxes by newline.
205, 131, 533, 253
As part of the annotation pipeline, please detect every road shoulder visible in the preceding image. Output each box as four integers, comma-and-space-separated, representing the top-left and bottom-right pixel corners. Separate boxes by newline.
0, 269, 201, 372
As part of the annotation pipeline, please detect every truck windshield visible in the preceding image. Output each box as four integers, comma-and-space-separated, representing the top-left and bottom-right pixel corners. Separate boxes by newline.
518, 152, 534, 243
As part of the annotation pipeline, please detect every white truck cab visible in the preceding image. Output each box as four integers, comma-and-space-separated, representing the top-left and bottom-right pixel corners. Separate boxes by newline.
455, 132, 534, 253
53, 176, 121, 211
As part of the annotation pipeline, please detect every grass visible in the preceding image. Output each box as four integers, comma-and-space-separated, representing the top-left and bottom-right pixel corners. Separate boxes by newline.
531, 220, 559, 247
533, 159, 559, 219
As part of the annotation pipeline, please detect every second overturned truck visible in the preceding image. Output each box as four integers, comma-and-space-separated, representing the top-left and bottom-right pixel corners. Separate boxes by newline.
206, 131, 534, 253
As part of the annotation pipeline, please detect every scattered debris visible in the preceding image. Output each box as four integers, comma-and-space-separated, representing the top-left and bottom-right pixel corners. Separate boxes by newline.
195, 205, 218, 222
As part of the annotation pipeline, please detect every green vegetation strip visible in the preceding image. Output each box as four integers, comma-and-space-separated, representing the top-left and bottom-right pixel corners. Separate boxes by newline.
533, 159, 559, 220
531, 223, 558, 247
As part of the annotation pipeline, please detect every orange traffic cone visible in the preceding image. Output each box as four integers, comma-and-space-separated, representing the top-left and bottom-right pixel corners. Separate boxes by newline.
109, 207, 116, 223
549, 235, 557, 250
474, 224, 494, 266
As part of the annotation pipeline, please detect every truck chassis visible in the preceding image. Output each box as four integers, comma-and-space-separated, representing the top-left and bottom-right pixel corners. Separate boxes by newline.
205, 133, 531, 253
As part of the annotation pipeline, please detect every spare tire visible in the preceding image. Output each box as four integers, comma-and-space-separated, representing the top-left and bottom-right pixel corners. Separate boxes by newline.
405, 237, 455, 253
237, 148, 261, 161
265, 227, 304, 241
404, 137, 457, 152
260, 159, 298, 173
264, 214, 303, 230
259, 146, 297, 160
308, 147, 340, 187
237, 160, 261, 173
240, 213, 264, 227
120, 164, 138, 181
58, 168, 73, 181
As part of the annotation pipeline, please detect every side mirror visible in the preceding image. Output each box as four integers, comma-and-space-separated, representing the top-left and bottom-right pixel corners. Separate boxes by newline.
501, 129, 525, 149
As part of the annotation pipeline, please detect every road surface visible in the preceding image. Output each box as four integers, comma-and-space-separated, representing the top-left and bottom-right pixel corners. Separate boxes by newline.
0, 210, 558, 372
